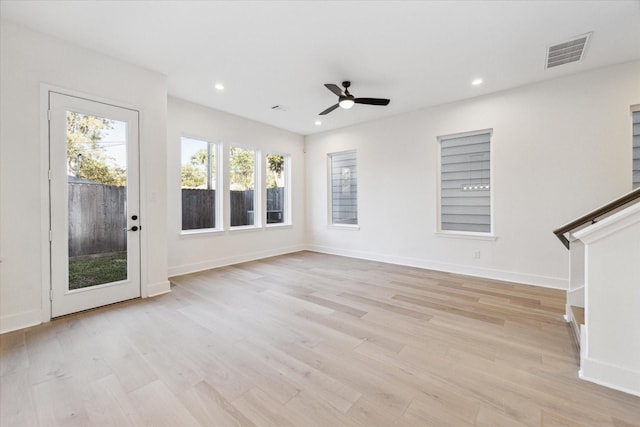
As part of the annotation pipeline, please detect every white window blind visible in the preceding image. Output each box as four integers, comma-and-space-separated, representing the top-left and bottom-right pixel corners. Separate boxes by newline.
633, 111, 640, 189
329, 151, 357, 225
440, 131, 491, 233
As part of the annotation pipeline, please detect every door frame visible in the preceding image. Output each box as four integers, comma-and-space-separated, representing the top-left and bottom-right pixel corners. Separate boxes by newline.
39, 85, 149, 322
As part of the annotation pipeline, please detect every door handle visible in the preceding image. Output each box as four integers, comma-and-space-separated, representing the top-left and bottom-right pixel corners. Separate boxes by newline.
124, 226, 139, 232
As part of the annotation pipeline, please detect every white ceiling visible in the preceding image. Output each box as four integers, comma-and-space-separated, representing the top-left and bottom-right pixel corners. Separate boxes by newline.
2, 1, 639, 135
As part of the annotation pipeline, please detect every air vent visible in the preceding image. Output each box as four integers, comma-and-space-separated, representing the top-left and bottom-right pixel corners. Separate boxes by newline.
546, 33, 591, 69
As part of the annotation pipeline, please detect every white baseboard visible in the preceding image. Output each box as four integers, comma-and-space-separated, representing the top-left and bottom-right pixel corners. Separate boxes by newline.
168, 244, 306, 277
0, 309, 42, 334
581, 357, 640, 397
146, 280, 171, 297
305, 244, 568, 289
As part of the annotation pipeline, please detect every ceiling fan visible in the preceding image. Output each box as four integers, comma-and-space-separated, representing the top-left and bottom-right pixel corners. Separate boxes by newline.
319, 81, 390, 115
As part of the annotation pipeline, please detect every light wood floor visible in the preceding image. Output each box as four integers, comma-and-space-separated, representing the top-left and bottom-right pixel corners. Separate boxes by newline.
1, 251, 639, 426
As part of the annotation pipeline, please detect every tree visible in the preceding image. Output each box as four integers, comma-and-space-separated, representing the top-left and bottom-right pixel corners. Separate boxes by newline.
266, 154, 284, 188
230, 146, 254, 190
181, 148, 209, 188
67, 112, 126, 186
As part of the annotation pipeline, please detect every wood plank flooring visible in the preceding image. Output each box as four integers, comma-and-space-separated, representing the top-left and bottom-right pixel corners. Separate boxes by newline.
1, 251, 639, 426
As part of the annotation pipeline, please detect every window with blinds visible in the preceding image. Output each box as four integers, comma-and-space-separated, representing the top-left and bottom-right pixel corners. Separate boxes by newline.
329, 150, 357, 225
439, 131, 492, 233
633, 111, 640, 189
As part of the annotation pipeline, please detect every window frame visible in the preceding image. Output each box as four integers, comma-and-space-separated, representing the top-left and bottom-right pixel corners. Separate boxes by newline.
436, 129, 495, 239
632, 105, 640, 189
179, 135, 222, 235
264, 151, 291, 228
328, 149, 359, 229
228, 143, 260, 230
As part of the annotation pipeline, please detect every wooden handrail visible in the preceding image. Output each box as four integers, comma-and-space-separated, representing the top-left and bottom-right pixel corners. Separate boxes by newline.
553, 187, 640, 249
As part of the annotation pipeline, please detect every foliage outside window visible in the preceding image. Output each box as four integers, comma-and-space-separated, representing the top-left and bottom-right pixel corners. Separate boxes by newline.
181, 137, 218, 231
266, 154, 288, 225
438, 131, 492, 234
329, 150, 358, 225
66, 112, 125, 186
230, 146, 257, 227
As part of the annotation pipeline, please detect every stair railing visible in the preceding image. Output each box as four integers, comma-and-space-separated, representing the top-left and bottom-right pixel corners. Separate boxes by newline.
553, 187, 640, 249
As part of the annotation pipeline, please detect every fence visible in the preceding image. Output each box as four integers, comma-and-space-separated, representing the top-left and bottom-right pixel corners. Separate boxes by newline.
68, 184, 286, 257
68, 183, 126, 258
182, 187, 284, 229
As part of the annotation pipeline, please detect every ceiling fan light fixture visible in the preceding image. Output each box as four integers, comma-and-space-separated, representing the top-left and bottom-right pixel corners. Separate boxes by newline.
339, 99, 355, 109
319, 81, 390, 115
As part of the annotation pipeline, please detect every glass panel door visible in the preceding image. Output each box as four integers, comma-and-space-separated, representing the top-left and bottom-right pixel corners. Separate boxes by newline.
50, 93, 140, 317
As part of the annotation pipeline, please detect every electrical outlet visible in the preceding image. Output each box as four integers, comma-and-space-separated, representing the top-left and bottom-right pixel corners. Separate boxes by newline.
474, 250, 481, 259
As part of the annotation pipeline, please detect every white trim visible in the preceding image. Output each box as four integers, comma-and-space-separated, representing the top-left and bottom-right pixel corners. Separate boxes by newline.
329, 224, 360, 231
40, 84, 147, 318
146, 280, 171, 297
305, 244, 567, 289
580, 357, 640, 397
168, 244, 305, 277
0, 309, 42, 334
40, 86, 52, 323
435, 231, 497, 241
228, 224, 263, 233
179, 228, 225, 238
265, 223, 293, 231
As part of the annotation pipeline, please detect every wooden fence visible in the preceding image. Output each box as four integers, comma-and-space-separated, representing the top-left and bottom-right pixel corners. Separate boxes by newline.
68, 183, 126, 257
68, 184, 286, 257
181, 187, 284, 229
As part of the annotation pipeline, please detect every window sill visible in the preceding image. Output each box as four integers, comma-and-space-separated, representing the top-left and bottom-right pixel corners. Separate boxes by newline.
180, 228, 223, 238
266, 223, 293, 230
329, 224, 360, 231
229, 225, 262, 233
435, 231, 497, 241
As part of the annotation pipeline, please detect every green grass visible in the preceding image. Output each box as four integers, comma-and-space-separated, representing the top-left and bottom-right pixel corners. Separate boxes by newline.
68, 253, 127, 290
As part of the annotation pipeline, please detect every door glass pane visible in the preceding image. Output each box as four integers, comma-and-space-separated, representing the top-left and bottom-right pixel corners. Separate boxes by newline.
66, 111, 127, 290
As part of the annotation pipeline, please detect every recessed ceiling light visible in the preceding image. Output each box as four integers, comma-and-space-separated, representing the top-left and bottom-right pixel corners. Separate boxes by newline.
472, 78, 483, 86
214, 83, 225, 91
314, 120, 322, 126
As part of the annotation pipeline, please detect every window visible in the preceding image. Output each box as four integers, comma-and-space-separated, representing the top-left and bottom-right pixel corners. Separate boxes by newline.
633, 110, 640, 189
329, 150, 357, 225
230, 145, 257, 227
181, 137, 219, 231
266, 153, 289, 225
438, 130, 492, 234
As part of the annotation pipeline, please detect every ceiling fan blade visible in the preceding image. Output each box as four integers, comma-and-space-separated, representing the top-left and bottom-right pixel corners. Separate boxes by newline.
354, 98, 390, 106
325, 84, 345, 97
319, 103, 340, 115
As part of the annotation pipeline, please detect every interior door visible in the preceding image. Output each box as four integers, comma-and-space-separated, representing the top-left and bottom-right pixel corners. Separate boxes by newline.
49, 92, 141, 317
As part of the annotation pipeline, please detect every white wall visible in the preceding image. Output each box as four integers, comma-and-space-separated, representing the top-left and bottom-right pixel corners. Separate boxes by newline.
167, 97, 305, 276
305, 61, 640, 288
0, 20, 169, 333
